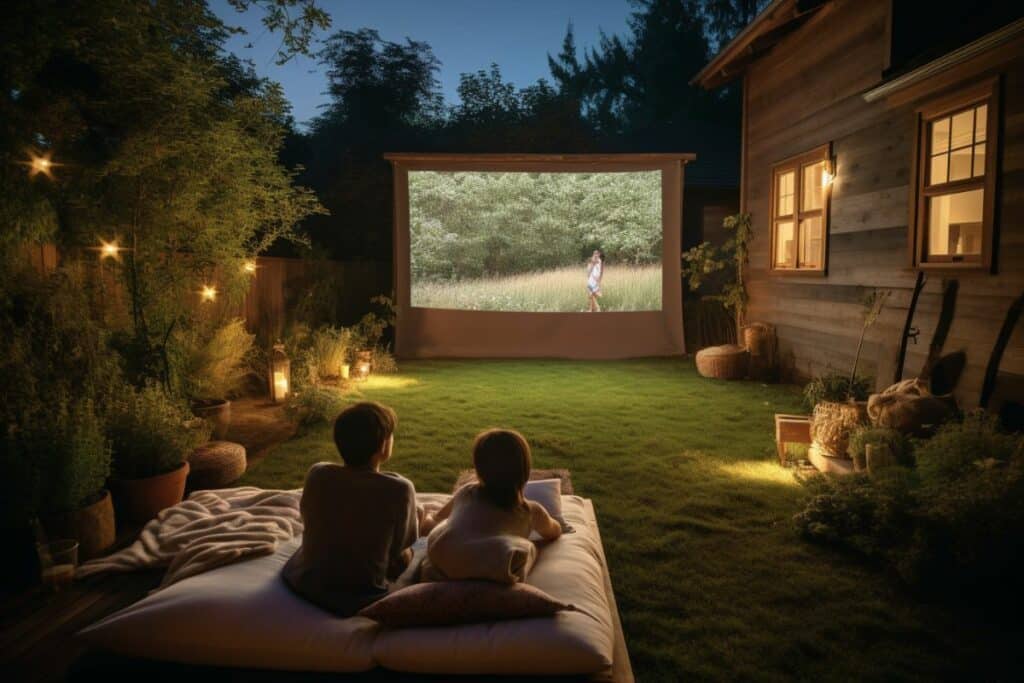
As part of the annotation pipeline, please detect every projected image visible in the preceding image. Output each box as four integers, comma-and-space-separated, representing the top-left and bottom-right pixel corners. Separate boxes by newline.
409, 171, 662, 312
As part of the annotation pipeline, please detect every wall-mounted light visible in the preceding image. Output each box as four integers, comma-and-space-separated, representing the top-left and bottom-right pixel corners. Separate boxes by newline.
821, 166, 835, 188
243, 260, 257, 274
200, 284, 218, 302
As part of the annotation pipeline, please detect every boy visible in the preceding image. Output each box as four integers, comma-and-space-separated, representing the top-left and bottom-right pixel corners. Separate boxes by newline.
282, 401, 418, 616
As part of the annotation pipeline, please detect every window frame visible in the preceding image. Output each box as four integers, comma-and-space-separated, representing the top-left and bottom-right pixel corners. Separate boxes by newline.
769, 143, 832, 276
911, 77, 999, 272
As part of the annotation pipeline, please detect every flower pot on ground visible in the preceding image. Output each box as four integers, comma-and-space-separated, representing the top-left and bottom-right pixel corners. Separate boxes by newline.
41, 489, 116, 560
112, 461, 190, 524
108, 385, 211, 523
810, 400, 868, 459
191, 398, 232, 440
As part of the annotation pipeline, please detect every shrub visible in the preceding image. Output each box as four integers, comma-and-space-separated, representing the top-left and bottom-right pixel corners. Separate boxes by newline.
795, 412, 1024, 605
172, 319, 256, 400
370, 347, 398, 374
108, 384, 210, 480
285, 384, 349, 426
803, 372, 872, 410
307, 326, 351, 380
847, 426, 913, 466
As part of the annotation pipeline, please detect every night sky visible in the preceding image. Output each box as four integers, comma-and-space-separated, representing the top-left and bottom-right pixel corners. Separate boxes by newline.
210, 0, 633, 129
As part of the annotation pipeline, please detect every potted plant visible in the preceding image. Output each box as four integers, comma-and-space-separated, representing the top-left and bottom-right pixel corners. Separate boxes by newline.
108, 384, 211, 523
2, 400, 117, 563
176, 319, 255, 439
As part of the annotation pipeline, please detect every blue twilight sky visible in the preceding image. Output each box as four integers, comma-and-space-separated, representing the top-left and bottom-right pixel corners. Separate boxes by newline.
210, 0, 634, 130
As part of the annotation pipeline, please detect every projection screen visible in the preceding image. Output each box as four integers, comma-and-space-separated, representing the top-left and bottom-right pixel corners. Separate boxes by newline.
386, 153, 692, 359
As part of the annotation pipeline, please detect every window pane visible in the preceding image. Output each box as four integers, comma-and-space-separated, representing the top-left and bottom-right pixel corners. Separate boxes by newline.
776, 171, 794, 216
930, 117, 950, 154
975, 104, 987, 142
798, 216, 823, 269
802, 162, 825, 212
929, 153, 948, 185
950, 146, 972, 181
950, 109, 973, 149
973, 143, 985, 178
774, 220, 795, 267
927, 189, 984, 257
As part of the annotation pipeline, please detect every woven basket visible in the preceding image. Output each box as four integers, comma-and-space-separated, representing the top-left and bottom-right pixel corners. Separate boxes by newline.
810, 401, 868, 458
742, 323, 775, 357
695, 344, 749, 380
188, 440, 247, 490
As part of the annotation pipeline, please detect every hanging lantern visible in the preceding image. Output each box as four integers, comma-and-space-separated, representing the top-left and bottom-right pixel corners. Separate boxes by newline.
354, 350, 372, 382
269, 343, 291, 403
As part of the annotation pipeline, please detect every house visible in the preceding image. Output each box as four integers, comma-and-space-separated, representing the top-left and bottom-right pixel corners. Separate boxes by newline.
694, 0, 1024, 414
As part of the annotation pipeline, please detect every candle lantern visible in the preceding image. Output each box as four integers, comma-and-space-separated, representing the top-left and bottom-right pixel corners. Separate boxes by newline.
354, 350, 372, 382
269, 343, 291, 403
340, 363, 351, 381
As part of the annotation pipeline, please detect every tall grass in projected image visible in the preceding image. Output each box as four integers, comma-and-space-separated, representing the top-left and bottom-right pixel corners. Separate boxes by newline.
409, 171, 662, 312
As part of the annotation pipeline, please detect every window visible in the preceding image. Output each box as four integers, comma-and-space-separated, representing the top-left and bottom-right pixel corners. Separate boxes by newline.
770, 144, 831, 273
913, 79, 998, 269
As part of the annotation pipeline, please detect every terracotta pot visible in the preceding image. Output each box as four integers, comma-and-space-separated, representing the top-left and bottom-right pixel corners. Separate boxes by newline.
43, 489, 117, 561
192, 398, 232, 440
113, 461, 190, 524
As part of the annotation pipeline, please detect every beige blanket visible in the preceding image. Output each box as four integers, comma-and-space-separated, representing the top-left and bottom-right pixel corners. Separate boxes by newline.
77, 487, 303, 589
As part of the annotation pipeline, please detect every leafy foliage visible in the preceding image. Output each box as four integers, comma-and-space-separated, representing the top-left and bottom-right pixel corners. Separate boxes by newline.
285, 383, 349, 426
802, 372, 872, 410
913, 412, 1019, 485
410, 171, 661, 283
681, 212, 752, 321
172, 319, 257, 400
108, 384, 210, 480
847, 426, 913, 465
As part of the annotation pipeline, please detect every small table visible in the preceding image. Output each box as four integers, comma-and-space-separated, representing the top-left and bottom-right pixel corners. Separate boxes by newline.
774, 414, 811, 465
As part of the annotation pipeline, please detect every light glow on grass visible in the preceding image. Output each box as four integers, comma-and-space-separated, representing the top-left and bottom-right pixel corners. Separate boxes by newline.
357, 375, 420, 389
718, 460, 799, 486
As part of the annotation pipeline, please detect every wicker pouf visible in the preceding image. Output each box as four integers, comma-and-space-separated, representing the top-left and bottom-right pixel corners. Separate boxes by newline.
188, 441, 247, 490
695, 344, 749, 380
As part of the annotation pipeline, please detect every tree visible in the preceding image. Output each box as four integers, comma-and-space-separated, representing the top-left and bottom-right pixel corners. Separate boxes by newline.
0, 0, 325, 387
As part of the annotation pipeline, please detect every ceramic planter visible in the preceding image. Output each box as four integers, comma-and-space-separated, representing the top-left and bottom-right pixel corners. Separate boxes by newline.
112, 461, 190, 524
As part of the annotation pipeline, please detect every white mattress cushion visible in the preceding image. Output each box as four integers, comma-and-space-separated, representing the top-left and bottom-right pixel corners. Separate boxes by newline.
76, 537, 379, 672
372, 494, 615, 675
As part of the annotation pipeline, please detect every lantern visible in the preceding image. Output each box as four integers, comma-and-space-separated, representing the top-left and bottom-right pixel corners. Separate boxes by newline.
269, 343, 290, 403
354, 350, 372, 382
340, 363, 351, 380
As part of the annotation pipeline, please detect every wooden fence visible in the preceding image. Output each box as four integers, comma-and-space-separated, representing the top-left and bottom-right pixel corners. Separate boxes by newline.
24, 245, 390, 342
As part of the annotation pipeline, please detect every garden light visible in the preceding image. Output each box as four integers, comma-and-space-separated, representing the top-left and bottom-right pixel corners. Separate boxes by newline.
269, 343, 290, 403
200, 284, 217, 302
354, 350, 372, 382
99, 239, 121, 260
27, 152, 55, 178
243, 260, 257, 274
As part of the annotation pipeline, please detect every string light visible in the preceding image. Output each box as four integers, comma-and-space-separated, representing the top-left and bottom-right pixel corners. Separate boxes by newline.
99, 239, 121, 260
200, 285, 218, 302
26, 152, 55, 179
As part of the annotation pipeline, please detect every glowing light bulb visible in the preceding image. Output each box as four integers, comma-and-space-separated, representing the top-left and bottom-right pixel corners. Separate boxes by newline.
200, 285, 217, 302
28, 152, 55, 178
821, 168, 834, 187
243, 260, 257, 274
99, 239, 120, 260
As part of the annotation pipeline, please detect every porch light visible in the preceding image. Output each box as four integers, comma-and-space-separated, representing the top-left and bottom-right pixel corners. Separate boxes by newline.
269, 343, 291, 403
821, 167, 834, 187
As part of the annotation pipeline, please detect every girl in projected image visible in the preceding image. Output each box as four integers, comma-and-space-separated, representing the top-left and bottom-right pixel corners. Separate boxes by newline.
586, 249, 605, 312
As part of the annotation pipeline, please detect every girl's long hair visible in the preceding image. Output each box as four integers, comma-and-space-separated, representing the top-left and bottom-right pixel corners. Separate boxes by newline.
472, 429, 531, 510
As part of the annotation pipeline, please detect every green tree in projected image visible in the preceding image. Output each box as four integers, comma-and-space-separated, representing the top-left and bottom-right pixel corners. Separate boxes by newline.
409, 171, 662, 312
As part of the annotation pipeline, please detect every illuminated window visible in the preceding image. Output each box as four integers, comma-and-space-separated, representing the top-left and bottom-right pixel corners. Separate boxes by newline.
913, 80, 997, 269
770, 144, 831, 273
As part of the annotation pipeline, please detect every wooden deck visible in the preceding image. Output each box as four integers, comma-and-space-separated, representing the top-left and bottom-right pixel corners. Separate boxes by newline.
1, 501, 633, 682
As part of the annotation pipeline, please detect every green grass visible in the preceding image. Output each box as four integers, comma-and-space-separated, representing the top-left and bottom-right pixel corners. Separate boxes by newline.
242, 359, 1017, 681
412, 263, 661, 312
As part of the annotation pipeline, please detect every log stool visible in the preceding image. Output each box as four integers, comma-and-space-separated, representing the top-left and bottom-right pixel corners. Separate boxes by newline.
188, 441, 247, 490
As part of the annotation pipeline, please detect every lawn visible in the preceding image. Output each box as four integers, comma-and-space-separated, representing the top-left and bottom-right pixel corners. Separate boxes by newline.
242, 359, 1016, 681
411, 263, 661, 312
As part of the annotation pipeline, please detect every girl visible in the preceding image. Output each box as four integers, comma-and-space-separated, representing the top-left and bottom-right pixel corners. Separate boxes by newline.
420, 429, 562, 584
586, 249, 604, 312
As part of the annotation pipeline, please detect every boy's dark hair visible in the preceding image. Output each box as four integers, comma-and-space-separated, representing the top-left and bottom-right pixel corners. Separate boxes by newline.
333, 402, 397, 467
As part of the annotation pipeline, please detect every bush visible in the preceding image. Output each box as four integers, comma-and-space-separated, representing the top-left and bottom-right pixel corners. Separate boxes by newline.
108, 384, 210, 480
803, 372, 872, 410
307, 326, 351, 380
173, 319, 256, 400
795, 412, 1024, 604
847, 426, 913, 466
284, 384, 349, 426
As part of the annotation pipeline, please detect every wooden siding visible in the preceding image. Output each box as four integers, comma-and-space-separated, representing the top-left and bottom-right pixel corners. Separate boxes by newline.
743, 0, 1024, 406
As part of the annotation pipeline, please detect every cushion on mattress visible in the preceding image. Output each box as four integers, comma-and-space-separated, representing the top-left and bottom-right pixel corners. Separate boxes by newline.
372, 494, 614, 675
75, 537, 378, 672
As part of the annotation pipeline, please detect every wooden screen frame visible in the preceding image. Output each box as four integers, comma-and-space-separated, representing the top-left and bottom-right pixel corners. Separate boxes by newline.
384, 153, 693, 359
910, 76, 1000, 272
769, 144, 833, 276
